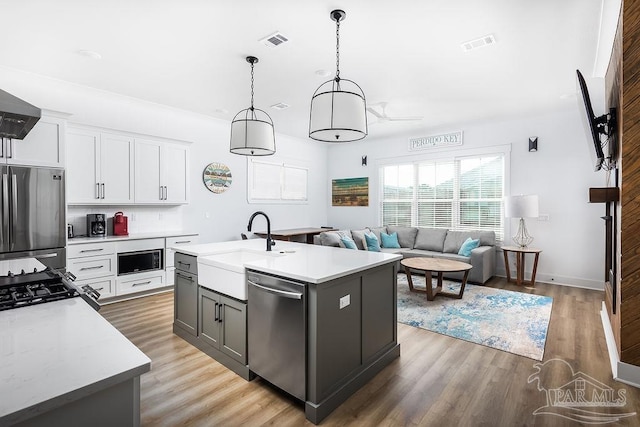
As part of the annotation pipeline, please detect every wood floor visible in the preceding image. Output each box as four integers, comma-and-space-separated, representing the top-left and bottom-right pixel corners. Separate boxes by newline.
101, 278, 640, 426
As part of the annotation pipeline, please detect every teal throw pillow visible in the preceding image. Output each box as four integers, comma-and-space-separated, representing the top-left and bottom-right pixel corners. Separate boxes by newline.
364, 232, 381, 252
380, 231, 401, 248
458, 237, 480, 257
341, 236, 358, 249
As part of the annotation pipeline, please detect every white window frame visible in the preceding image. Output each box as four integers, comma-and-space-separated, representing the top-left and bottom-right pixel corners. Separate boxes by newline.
376, 144, 511, 242
247, 158, 309, 204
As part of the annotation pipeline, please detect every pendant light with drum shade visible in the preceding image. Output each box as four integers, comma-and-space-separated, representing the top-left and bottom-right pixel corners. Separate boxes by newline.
309, 9, 368, 143
230, 56, 276, 156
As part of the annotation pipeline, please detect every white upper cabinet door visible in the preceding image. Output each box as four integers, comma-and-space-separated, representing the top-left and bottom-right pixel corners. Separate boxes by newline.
67, 128, 101, 204
134, 139, 189, 204
100, 133, 134, 204
8, 116, 65, 167
134, 139, 163, 203
163, 143, 189, 204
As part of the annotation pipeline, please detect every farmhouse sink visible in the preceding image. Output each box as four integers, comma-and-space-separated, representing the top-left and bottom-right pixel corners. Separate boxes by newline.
198, 249, 286, 300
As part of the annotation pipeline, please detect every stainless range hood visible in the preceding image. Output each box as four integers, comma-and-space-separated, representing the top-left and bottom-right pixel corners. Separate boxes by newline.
0, 89, 41, 140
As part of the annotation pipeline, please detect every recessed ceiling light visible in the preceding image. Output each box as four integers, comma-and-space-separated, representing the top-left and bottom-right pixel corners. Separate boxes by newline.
315, 69, 332, 78
214, 108, 229, 114
271, 102, 290, 110
77, 49, 102, 60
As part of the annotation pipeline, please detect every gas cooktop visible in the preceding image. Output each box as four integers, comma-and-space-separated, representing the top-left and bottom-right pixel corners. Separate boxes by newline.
0, 269, 99, 311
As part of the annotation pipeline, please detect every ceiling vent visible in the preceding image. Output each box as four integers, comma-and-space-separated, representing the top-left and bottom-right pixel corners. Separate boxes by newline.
461, 34, 496, 52
270, 102, 290, 110
259, 32, 289, 48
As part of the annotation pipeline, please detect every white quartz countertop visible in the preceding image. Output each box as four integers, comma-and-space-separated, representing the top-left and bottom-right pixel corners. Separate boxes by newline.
176, 239, 402, 284
0, 299, 151, 425
68, 231, 198, 245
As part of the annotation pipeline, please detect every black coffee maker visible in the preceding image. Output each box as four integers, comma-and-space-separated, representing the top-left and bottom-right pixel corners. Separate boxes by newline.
87, 214, 106, 237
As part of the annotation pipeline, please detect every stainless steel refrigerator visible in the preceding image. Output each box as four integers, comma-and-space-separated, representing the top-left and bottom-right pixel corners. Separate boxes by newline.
0, 165, 66, 268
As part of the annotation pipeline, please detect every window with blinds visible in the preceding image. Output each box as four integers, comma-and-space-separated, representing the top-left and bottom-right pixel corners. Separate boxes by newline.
380, 154, 504, 241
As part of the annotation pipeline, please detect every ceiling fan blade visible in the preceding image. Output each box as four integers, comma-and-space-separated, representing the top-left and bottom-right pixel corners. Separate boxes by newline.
366, 107, 385, 119
386, 116, 424, 121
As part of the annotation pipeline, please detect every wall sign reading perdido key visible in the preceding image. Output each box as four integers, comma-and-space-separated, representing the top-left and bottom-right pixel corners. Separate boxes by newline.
203, 162, 232, 194
408, 131, 463, 151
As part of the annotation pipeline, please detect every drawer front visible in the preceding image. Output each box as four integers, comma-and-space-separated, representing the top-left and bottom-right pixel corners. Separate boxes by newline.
116, 271, 166, 296
175, 253, 197, 274
116, 238, 165, 253
166, 235, 199, 268
75, 276, 115, 299
68, 255, 116, 280
67, 242, 116, 259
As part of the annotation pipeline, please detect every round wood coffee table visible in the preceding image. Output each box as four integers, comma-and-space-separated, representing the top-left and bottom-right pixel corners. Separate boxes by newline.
400, 257, 473, 301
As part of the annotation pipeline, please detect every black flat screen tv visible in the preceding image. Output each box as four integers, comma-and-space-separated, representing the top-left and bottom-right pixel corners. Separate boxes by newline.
576, 69, 615, 172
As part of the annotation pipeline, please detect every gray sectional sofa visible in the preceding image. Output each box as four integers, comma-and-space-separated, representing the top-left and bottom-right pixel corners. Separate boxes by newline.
314, 225, 496, 284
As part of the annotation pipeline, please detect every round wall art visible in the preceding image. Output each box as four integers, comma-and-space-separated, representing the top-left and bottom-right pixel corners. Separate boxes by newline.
203, 162, 232, 194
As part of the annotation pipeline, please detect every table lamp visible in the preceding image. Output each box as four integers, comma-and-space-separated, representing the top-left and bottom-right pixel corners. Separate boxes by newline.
504, 195, 539, 248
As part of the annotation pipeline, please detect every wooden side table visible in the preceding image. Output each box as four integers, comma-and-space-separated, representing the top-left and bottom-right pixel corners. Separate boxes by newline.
501, 246, 542, 286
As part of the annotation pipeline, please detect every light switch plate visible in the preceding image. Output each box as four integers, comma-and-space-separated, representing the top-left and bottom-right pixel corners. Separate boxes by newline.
339, 294, 350, 309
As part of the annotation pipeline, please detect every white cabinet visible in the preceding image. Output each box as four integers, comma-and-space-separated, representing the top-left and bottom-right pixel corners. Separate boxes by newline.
134, 139, 189, 204
67, 234, 197, 300
116, 270, 166, 296
66, 127, 134, 205
1, 115, 65, 167
67, 242, 117, 300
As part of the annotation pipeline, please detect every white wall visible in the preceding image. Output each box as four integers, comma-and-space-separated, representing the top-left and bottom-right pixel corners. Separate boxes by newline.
1, 65, 611, 288
0, 66, 328, 244
326, 108, 610, 289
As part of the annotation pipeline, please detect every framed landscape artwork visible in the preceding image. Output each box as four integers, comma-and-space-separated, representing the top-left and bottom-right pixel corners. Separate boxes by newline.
332, 177, 369, 206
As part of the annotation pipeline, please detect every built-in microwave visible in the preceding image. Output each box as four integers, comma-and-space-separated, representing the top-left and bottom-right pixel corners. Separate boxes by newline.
118, 249, 163, 276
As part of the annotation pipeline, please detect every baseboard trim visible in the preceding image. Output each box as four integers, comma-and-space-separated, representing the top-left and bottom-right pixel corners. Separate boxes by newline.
494, 273, 604, 291
600, 302, 640, 389
99, 286, 173, 306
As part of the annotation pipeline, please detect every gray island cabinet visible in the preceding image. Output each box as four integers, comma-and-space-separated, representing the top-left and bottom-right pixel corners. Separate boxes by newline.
171, 239, 402, 424
173, 252, 250, 379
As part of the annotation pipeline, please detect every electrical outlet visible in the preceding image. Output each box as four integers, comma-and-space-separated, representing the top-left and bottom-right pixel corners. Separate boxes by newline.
339, 294, 350, 309
205, 212, 211, 219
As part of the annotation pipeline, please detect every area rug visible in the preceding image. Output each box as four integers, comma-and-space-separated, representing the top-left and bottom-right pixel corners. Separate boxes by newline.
397, 274, 553, 360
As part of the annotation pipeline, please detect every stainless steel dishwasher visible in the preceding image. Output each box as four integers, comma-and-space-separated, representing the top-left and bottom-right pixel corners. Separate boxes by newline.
247, 271, 306, 401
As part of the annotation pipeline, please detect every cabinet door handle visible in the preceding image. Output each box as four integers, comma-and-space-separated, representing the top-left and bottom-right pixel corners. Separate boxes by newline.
219, 303, 223, 323
159, 186, 163, 200
0, 139, 4, 158
7, 140, 13, 159
174, 240, 191, 244
101, 183, 105, 199
95, 183, 100, 199
177, 261, 191, 267
214, 302, 219, 321
95, 287, 105, 291
80, 265, 104, 271
175, 271, 193, 282
164, 186, 168, 200
132, 280, 151, 287
80, 248, 104, 253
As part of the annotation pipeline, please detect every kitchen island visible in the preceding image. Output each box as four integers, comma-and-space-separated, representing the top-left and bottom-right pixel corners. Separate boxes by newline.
0, 298, 151, 426
172, 239, 401, 424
